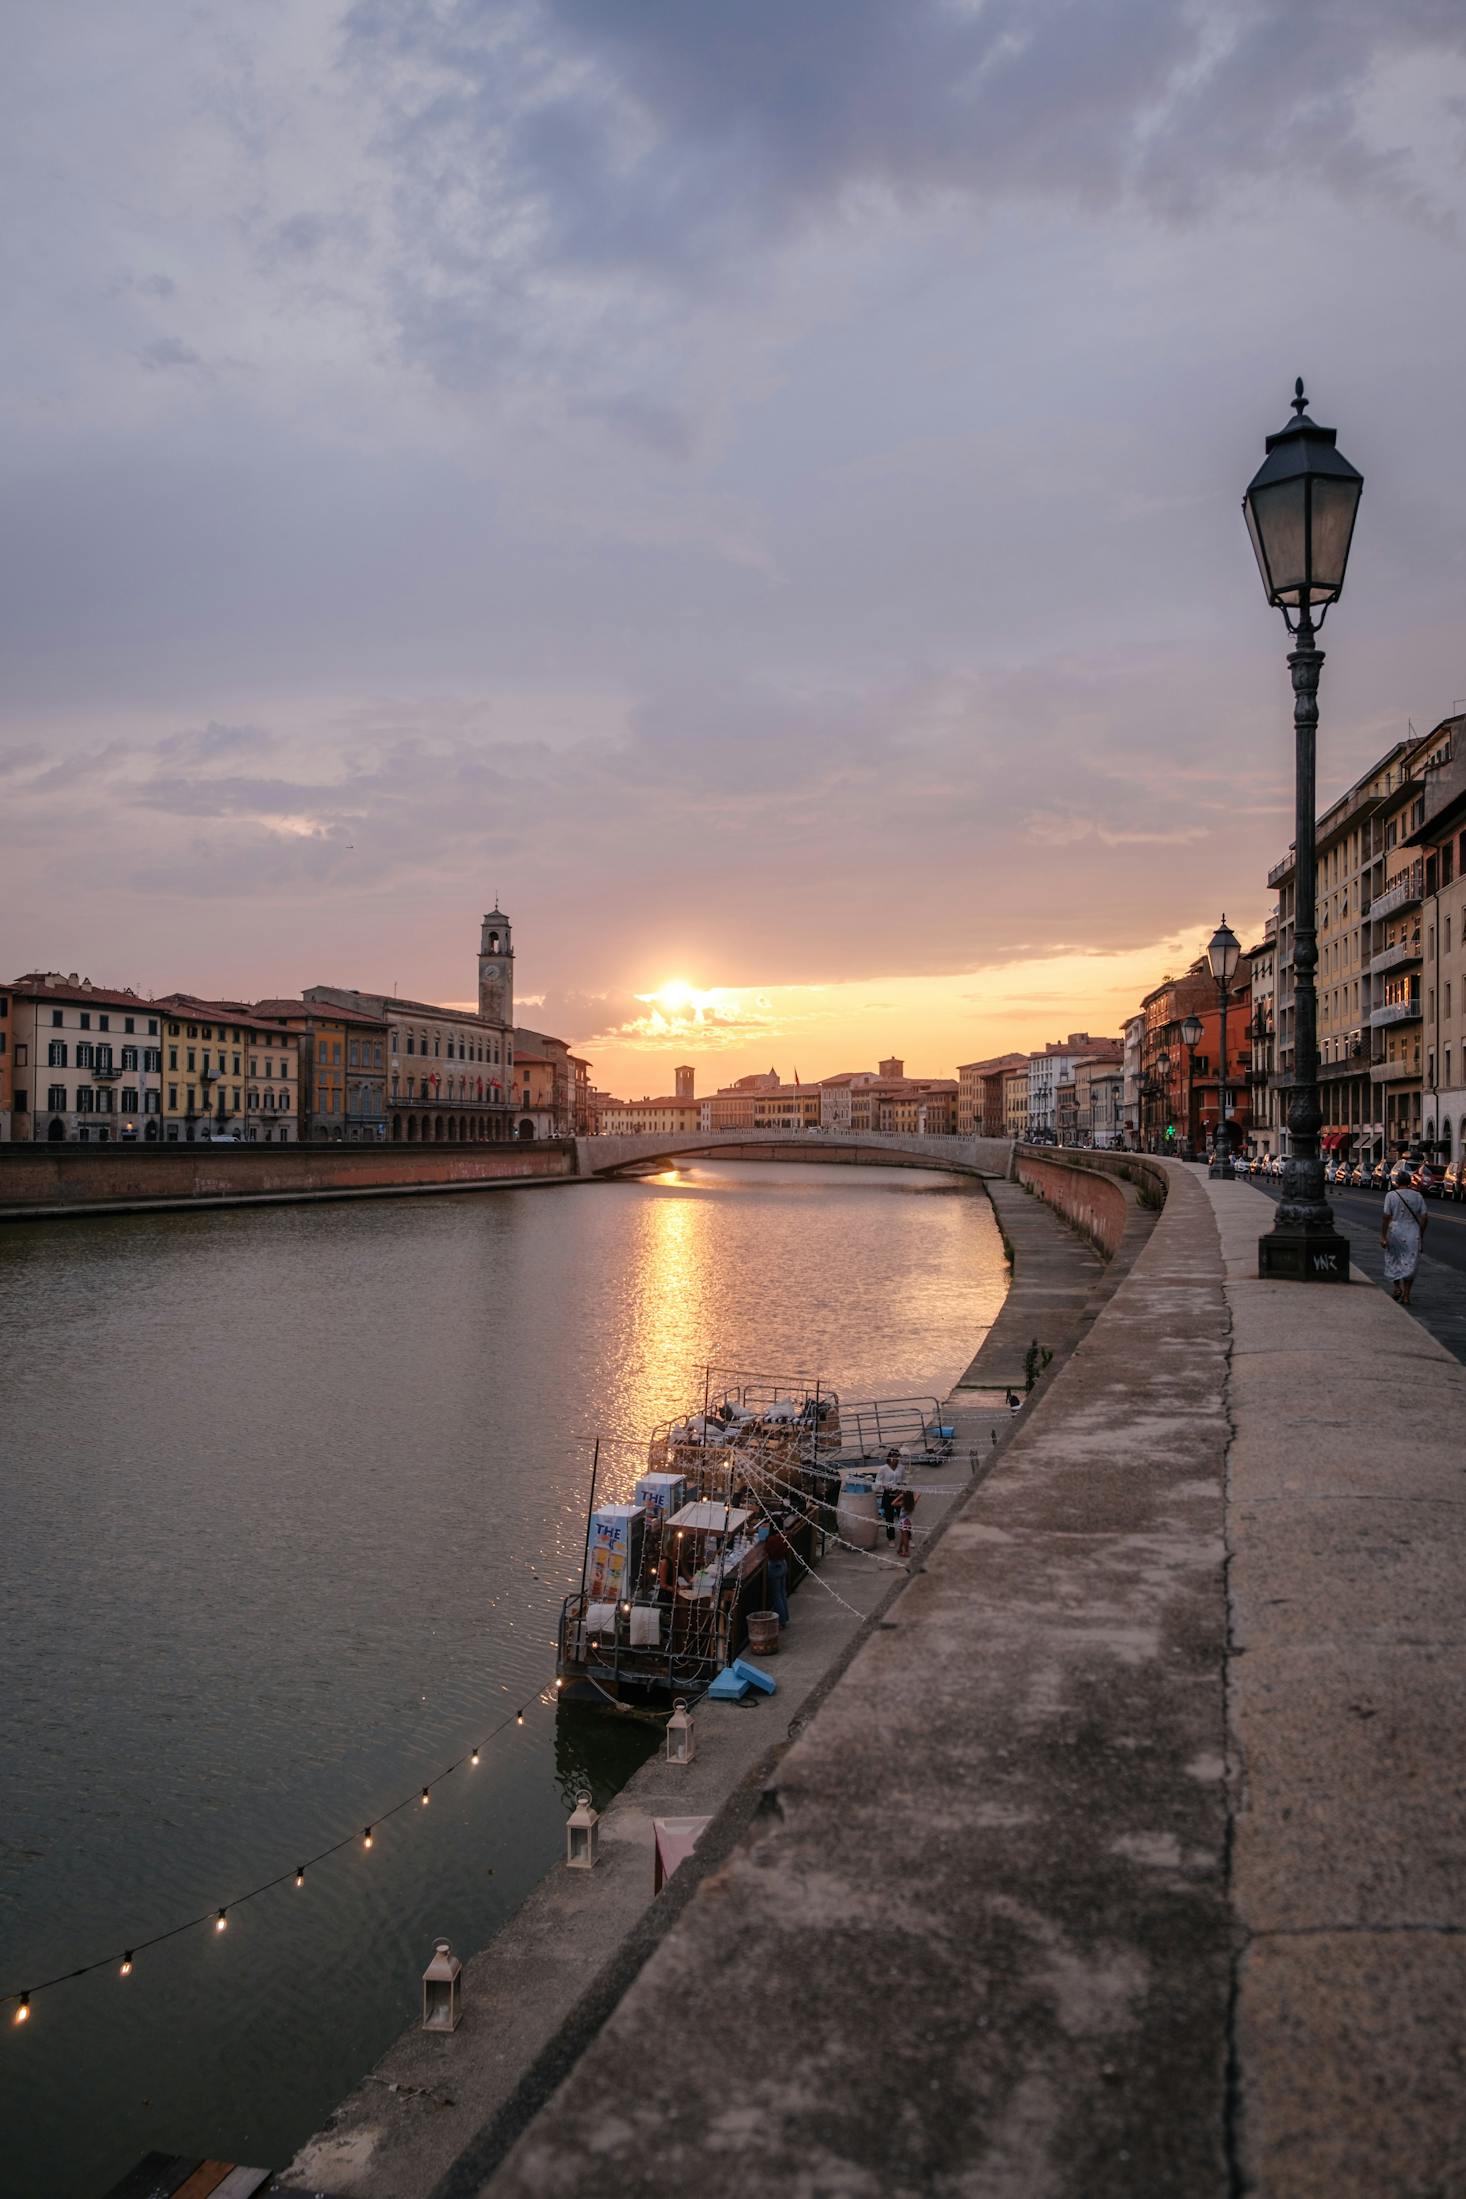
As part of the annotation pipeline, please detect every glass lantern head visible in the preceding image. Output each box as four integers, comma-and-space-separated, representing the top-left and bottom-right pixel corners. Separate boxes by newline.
1207, 918, 1242, 985
1243, 380, 1362, 615
1181, 1014, 1203, 1049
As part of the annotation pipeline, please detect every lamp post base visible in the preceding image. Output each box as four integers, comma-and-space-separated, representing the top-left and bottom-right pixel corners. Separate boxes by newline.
1258, 1225, 1351, 1283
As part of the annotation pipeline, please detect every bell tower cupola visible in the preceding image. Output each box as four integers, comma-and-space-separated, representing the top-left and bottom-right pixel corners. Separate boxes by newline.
479, 906, 514, 1030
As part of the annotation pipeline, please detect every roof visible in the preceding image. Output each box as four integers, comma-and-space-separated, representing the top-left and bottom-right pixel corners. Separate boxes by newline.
157, 993, 299, 1036
956, 1052, 1030, 1074
9, 974, 158, 1012
251, 995, 386, 1026
308, 985, 507, 1030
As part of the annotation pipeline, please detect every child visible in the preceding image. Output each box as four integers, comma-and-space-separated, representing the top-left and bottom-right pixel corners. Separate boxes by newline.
896, 1490, 916, 1560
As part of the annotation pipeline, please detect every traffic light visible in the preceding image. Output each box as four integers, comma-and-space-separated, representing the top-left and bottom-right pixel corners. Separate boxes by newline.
1165, 1122, 1176, 1141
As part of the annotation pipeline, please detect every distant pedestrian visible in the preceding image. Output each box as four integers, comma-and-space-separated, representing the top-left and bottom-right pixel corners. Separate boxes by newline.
877, 1448, 904, 1542
896, 1491, 916, 1560
1381, 1166, 1427, 1307
1005, 1388, 1022, 1413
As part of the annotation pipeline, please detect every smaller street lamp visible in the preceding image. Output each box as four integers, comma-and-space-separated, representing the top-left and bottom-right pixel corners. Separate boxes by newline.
1181, 1013, 1203, 1159
1207, 918, 1241, 1178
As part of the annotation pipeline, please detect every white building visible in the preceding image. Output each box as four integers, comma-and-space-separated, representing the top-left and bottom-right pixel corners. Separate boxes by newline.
1027, 1033, 1123, 1140
6, 975, 164, 1142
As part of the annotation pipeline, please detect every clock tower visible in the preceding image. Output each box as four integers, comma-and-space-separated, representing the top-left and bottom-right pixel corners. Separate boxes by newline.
479, 906, 514, 1031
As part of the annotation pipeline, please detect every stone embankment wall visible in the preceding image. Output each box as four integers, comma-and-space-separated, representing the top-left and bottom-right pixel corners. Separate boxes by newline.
0, 1142, 574, 1217
1015, 1144, 1166, 1262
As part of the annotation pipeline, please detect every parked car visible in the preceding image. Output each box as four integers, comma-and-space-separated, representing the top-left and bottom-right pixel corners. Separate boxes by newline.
1444, 1158, 1466, 1202
1416, 1162, 1449, 1198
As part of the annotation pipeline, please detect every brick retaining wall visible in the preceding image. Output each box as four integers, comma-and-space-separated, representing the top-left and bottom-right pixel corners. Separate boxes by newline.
1014, 1146, 1167, 1261
0, 1142, 575, 1215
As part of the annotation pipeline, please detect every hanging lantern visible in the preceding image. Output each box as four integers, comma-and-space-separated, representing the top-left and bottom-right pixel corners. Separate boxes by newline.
566, 1791, 600, 1869
421, 1938, 463, 2033
666, 1698, 696, 1767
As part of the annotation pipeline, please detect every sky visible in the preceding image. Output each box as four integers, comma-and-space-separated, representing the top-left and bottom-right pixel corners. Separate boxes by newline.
4, 1, 1465, 1098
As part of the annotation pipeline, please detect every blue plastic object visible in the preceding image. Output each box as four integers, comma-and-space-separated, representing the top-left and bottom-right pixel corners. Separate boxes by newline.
731, 1658, 777, 1696
707, 1668, 751, 1701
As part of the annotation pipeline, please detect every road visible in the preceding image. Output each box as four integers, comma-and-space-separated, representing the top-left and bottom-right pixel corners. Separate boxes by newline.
1245, 1175, 1466, 1364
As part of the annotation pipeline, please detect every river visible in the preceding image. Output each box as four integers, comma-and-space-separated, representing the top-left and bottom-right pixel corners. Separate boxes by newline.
0, 1162, 1006, 2197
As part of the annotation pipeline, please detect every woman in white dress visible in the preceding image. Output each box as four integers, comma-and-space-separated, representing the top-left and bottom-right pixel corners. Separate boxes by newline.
1380, 1166, 1427, 1306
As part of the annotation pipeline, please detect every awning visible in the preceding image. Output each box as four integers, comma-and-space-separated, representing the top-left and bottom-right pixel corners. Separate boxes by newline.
667, 1502, 752, 1534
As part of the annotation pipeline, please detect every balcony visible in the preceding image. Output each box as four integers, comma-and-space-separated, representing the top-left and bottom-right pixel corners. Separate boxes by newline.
91, 1059, 121, 1080
1369, 937, 1421, 978
1370, 1057, 1420, 1085
200, 1063, 221, 1081
1370, 864, 1424, 922
1370, 997, 1422, 1029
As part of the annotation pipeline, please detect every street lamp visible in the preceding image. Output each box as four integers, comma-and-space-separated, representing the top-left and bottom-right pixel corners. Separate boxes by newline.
1206, 918, 1241, 1179
1243, 379, 1360, 1281
1181, 1013, 1203, 1159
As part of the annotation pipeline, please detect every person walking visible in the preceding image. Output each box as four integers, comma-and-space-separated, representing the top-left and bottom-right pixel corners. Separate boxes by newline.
1381, 1164, 1427, 1306
896, 1491, 916, 1561
877, 1448, 905, 1542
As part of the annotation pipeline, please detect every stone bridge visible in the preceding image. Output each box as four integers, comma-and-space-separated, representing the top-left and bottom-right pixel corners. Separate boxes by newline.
575, 1127, 1013, 1178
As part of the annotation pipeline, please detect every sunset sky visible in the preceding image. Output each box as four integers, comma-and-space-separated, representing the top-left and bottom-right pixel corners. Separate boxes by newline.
5, 4, 1466, 1098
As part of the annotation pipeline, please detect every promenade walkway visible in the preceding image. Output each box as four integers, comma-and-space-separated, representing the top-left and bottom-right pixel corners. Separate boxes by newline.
464, 1159, 1465, 2199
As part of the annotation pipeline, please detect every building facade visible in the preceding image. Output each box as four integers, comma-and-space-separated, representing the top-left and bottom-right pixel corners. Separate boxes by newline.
957, 1052, 1028, 1137
1026, 1034, 1122, 1139
1003, 1064, 1029, 1139
1266, 721, 1458, 1166
158, 996, 300, 1141
254, 998, 388, 1140
598, 1096, 703, 1135
1407, 738, 1466, 1170
311, 986, 515, 1142
702, 1078, 821, 1132
6, 976, 164, 1142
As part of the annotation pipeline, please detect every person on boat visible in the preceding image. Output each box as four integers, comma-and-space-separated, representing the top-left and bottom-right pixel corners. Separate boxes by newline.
760, 1519, 791, 1627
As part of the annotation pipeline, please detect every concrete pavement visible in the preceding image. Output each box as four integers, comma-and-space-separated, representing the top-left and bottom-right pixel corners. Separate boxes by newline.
1209, 1174, 1466, 2197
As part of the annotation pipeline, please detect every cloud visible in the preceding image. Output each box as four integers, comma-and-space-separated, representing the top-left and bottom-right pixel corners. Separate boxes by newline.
345, 0, 1466, 388
137, 335, 207, 373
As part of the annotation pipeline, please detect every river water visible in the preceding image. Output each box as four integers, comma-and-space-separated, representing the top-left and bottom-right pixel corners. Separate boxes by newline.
0, 1162, 1005, 2197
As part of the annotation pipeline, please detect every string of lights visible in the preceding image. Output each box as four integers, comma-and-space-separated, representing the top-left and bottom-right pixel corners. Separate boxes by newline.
4, 1674, 566, 2028
739, 1472, 873, 1622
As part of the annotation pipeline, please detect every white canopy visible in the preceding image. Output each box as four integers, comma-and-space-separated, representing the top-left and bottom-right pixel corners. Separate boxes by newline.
667, 1502, 752, 1534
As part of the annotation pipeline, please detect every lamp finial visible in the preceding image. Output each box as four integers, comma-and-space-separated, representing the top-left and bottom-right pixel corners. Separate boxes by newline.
1291, 378, 1307, 416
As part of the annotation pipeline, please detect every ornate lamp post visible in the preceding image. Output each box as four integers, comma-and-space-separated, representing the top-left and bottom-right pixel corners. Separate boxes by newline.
1206, 919, 1241, 1178
1181, 1013, 1203, 1160
1243, 380, 1361, 1279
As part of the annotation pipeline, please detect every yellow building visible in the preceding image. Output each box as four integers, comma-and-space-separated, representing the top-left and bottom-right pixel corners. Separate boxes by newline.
157, 996, 299, 1141
1003, 1065, 1029, 1138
